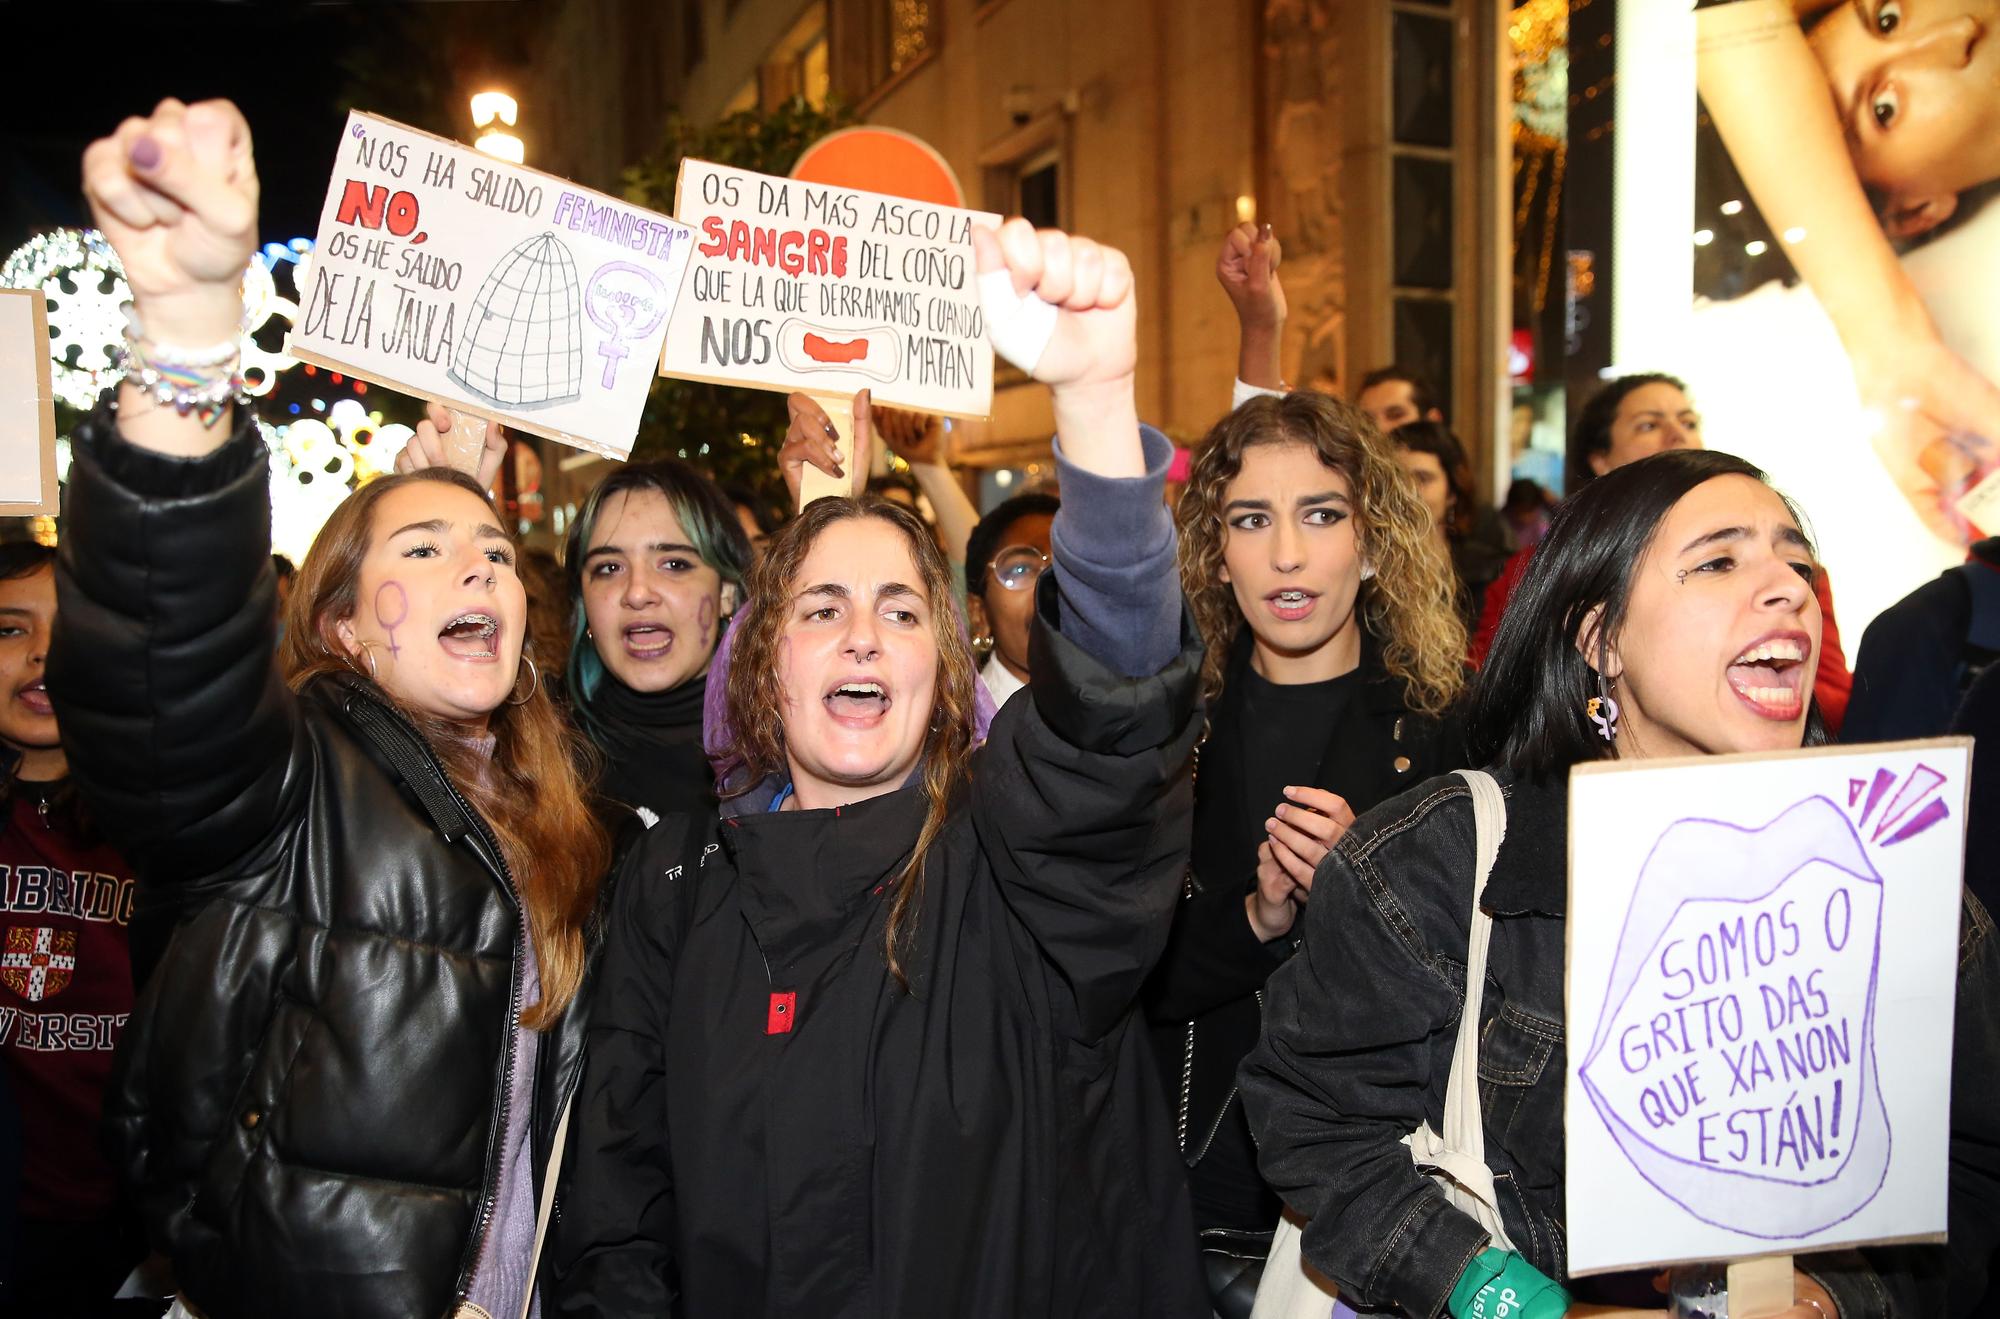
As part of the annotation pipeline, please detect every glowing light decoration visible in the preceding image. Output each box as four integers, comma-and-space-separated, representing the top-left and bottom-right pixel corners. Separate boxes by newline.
261, 402, 415, 564
2, 229, 313, 410
2, 229, 129, 409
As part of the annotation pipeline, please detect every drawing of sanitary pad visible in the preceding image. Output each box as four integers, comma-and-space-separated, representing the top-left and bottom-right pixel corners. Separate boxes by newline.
1578, 796, 1890, 1240
776, 318, 901, 383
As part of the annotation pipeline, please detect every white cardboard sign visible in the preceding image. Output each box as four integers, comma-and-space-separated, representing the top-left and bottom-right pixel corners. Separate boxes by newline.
661, 159, 999, 418
0, 288, 58, 514
291, 110, 692, 458
1564, 739, 1969, 1275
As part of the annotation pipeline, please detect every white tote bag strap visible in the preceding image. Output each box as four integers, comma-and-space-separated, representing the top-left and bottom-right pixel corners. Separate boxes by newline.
1441, 770, 1507, 1164
519, 1097, 573, 1319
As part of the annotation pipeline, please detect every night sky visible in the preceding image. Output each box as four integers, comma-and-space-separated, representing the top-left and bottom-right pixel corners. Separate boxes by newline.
2, 4, 385, 253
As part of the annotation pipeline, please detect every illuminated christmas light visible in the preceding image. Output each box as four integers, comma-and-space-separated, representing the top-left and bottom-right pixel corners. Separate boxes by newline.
1, 228, 310, 408
2, 229, 129, 409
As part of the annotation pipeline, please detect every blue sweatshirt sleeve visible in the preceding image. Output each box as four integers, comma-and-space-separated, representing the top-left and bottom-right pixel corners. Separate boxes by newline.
1049, 424, 1179, 678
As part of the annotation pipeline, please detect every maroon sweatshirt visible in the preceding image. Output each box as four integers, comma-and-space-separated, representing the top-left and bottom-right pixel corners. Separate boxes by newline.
0, 784, 135, 1222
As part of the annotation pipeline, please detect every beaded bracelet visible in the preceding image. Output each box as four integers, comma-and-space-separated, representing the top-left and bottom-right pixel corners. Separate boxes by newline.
119, 306, 246, 427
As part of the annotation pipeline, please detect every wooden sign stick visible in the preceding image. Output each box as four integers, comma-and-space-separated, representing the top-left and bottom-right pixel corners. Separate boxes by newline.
798, 392, 856, 510
444, 408, 491, 480
1727, 1254, 1795, 1317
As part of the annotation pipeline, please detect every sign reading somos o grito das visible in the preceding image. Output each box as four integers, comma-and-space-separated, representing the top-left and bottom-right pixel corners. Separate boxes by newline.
660, 159, 1002, 418
1564, 739, 1969, 1275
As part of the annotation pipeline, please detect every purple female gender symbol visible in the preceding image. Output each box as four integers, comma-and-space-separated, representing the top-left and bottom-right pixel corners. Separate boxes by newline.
585, 262, 670, 390
375, 581, 410, 658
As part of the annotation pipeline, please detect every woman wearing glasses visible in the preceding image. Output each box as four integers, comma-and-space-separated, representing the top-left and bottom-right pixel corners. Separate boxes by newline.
965, 493, 1060, 708
1144, 390, 1471, 1315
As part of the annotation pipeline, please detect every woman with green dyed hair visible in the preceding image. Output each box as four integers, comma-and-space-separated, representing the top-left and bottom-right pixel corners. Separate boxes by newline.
563, 459, 754, 824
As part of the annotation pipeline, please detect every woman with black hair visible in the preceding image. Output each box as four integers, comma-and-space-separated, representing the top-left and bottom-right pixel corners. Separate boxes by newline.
1241, 448, 2000, 1318
563, 458, 753, 825
0, 542, 145, 1304
1390, 420, 1513, 636
964, 491, 1060, 708
1470, 374, 1854, 732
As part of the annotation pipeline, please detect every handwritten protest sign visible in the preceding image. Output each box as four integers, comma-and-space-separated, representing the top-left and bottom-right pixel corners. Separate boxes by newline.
0, 289, 58, 514
290, 111, 692, 459
1565, 739, 1969, 1275
660, 160, 1000, 419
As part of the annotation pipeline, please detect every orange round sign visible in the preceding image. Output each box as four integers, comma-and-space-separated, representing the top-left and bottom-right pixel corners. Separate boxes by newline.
790, 127, 966, 208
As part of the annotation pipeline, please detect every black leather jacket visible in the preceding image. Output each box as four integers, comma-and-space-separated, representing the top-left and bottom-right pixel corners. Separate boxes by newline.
1242, 770, 2000, 1319
49, 404, 600, 1319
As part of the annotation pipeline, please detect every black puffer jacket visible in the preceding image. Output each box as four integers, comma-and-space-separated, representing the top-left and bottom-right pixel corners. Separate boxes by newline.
49, 404, 598, 1319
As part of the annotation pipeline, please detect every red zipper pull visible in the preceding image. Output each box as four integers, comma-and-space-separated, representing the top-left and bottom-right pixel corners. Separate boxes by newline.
766, 990, 797, 1035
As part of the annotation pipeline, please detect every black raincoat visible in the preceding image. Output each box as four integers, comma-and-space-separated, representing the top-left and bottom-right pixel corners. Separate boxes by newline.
549, 584, 1211, 1318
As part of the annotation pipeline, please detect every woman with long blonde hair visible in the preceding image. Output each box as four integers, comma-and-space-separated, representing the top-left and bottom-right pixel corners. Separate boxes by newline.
549, 220, 1211, 1318
51, 99, 609, 1319
1144, 389, 1471, 1310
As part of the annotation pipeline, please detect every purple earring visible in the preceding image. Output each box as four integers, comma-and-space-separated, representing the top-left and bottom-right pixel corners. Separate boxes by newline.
1586, 692, 1620, 741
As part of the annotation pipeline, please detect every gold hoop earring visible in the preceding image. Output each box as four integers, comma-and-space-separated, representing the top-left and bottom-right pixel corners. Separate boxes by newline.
508, 656, 540, 707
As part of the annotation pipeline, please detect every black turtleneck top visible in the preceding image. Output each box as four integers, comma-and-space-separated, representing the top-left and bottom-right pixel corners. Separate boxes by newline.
581, 669, 717, 823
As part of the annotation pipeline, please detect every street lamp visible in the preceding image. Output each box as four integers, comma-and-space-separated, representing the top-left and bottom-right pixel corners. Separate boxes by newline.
470, 91, 523, 164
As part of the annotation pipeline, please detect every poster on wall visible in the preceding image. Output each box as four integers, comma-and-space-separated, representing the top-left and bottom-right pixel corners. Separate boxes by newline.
1564, 739, 1969, 1275
1680, 0, 2000, 637
290, 110, 693, 460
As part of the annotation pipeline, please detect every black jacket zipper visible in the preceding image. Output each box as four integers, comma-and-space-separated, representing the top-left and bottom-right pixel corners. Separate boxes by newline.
337, 690, 526, 1303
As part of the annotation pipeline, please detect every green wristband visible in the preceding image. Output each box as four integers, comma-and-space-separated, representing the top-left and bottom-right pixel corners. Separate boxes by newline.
1446, 1247, 1571, 1319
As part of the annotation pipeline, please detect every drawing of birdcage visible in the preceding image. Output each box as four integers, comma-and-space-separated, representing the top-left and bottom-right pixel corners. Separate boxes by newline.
449, 233, 584, 409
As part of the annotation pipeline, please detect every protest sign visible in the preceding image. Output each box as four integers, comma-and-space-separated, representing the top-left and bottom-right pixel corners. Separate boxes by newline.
1564, 739, 1969, 1276
290, 110, 692, 460
0, 288, 58, 514
660, 159, 1000, 421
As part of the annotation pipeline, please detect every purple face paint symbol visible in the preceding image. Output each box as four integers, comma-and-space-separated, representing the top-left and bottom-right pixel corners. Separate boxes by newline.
585, 262, 670, 390
698, 595, 717, 652
375, 580, 410, 659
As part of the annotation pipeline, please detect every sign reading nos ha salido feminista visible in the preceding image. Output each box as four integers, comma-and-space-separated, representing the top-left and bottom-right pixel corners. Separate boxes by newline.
290, 110, 692, 458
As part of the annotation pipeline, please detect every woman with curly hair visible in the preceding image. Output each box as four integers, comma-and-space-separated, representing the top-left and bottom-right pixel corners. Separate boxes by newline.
549, 221, 1211, 1317
1144, 389, 1471, 1315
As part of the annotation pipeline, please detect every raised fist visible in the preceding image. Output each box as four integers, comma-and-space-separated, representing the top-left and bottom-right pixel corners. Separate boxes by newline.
1216, 221, 1285, 332
82, 98, 259, 346
972, 218, 1137, 392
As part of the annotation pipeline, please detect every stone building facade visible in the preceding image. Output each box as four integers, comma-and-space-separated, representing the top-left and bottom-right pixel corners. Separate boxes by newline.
511, 0, 1508, 491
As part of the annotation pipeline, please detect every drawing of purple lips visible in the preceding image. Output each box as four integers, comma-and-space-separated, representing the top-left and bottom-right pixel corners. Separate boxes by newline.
1578, 795, 1890, 1240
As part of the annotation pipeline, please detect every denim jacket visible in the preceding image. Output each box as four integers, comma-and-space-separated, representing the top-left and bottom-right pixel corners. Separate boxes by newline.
1240, 770, 2000, 1319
